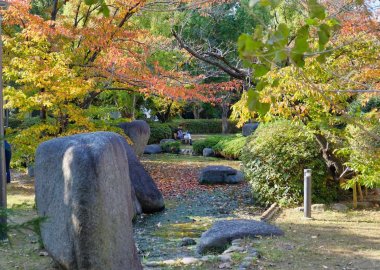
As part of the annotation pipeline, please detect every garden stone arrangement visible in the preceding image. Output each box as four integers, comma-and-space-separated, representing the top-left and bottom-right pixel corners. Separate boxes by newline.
35, 132, 142, 270
144, 144, 163, 154
120, 120, 150, 157
242, 122, 259, 137
197, 219, 284, 254
199, 165, 244, 184
125, 144, 165, 213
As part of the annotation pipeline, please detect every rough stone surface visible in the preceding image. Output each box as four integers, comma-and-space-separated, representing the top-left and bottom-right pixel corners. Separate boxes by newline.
35, 132, 142, 270
120, 120, 150, 157
144, 144, 163, 154
311, 204, 326, 212
181, 257, 199, 265
199, 166, 244, 184
197, 219, 283, 254
222, 246, 245, 254
218, 254, 232, 262
125, 144, 165, 213
331, 203, 349, 212
160, 139, 176, 145
242, 123, 259, 137
180, 237, 197, 247
203, 148, 214, 157
180, 149, 194, 155
225, 171, 244, 184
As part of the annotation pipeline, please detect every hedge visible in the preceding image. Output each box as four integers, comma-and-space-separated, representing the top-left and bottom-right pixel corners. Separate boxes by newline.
241, 120, 337, 206
213, 135, 247, 160
148, 122, 172, 144
168, 119, 241, 134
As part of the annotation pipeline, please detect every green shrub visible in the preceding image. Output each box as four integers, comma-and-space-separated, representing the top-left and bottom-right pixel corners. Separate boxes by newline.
168, 119, 241, 134
161, 141, 181, 154
148, 122, 172, 144
343, 124, 380, 189
192, 135, 225, 155
242, 120, 336, 206
213, 135, 247, 160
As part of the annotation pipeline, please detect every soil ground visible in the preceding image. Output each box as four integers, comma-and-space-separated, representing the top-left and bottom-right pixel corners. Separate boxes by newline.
0, 154, 379, 270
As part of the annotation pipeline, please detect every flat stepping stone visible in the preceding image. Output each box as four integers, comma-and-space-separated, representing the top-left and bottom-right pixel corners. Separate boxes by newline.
144, 144, 162, 154
197, 219, 283, 254
199, 166, 244, 184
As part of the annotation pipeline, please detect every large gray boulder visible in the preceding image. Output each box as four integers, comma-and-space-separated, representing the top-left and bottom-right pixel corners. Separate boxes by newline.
144, 144, 162, 154
199, 166, 244, 184
203, 148, 214, 157
125, 144, 165, 213
120, 120, 150, 157
197, 220, 283, 254
242, 123, 259, 137
35, 132, 142, 270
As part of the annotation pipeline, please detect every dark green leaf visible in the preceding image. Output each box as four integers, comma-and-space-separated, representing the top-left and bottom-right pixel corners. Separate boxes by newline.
272, 78, 280, 87
293, 25, 310, 53
308, 0, 326, 20
84, 0, 98, 5
254, 64, 270, 78
247, 88, 271, 116
317, 24, 330, 50
256, 79, 269, 91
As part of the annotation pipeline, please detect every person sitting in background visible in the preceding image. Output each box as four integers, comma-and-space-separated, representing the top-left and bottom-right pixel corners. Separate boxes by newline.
184, 131, 192, 145
177, 128, 184, 140
4, 130, 11, 183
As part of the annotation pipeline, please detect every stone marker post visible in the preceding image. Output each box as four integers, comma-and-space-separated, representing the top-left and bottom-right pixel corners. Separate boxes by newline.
304, 169, 312, 218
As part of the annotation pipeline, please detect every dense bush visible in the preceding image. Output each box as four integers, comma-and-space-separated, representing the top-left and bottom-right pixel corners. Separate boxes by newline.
242, 120, 336, 206
344, 124, 380, 189
213, 135, 247, 160
192, 135, 225, 155
168, 119, 241, 134
148, 122, 172, 144
161, 141, 181, 154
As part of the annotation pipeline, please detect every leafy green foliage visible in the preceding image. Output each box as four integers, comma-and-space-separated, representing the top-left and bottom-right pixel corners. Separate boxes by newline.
0, 207, 47, 248
148, 122, 172, 144
342, 124, 380, 189
192, 136, 226, 155
168, 119, 241, 134
161, 141, 181, 154
212, 135, 247, 160
242, 120, 336, 206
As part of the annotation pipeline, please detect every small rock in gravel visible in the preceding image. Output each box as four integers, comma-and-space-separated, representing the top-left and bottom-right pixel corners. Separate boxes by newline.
180, 237, 196, 246
331, 203, 348, 212
144, 261, 161, 267
240, 260, 252, 268
231, 239, 243, 246
243, 256, 254, 262
201, 255, 216, 262
181, 257, 199, 265
218, 254, 232, 262
219, 262, 232, 269
295, 207, 304, 212
223, 246, 245, 254
247, 248, 260, 258
162, 259, 176, 265
39, 251, 49, 257
312, 204, 326, 212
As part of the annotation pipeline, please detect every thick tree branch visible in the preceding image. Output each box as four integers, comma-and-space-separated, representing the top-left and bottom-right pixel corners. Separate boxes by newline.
172, 29, 249, 81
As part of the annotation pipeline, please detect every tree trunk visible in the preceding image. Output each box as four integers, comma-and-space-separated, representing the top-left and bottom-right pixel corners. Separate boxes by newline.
314, 133, 344, 181
40, 106, 47, 121
358, 183, 363, 202
192, 103, 204, 119
221, 103, 229, 134
131, 93, 136, 120
353, 183, 358, 209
